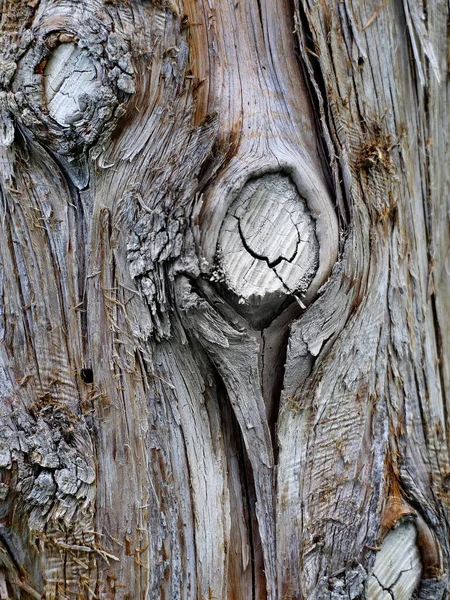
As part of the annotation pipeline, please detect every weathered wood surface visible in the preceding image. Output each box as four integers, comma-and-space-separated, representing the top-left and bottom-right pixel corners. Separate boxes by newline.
216, 173, 319, 326
0, 0, 448, 599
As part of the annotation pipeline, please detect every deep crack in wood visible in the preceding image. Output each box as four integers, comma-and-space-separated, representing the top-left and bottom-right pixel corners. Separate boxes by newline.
216, 173, 318, 326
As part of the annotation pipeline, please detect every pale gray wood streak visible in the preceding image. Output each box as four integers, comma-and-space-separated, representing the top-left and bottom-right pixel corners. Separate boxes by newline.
174, 276, 278, 596
0, 1, 141, 597
274, 0, 449, 597
82, 5, 224, 600
0, 1, 215, 598
188, 0, 338, 597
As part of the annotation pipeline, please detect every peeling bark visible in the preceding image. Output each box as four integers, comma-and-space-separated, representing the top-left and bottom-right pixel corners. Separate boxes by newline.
0, 0, 448, 599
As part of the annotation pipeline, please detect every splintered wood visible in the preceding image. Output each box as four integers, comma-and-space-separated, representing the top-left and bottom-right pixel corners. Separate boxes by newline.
217, 173, 318, 323
44, 43, 102, 125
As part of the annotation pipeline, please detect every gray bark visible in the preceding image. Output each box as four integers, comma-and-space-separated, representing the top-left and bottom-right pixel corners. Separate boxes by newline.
0, 0, 448, 599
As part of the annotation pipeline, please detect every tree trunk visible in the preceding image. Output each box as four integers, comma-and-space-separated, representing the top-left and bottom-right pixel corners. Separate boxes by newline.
0, 0, 448, 598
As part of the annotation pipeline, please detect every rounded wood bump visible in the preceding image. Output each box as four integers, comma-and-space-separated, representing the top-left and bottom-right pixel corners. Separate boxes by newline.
10, 25, 135, 155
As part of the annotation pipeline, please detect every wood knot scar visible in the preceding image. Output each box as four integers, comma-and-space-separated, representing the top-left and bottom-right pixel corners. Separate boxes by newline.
215, 173, 319, 326
366, 519, 422, 600
44, 43, 102, 126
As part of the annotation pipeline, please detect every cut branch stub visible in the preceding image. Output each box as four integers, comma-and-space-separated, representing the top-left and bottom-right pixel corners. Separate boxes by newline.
44, 43, 103, 126
10, 24, 135, 156
366, 519, 422, 600
215, 173, 319, 327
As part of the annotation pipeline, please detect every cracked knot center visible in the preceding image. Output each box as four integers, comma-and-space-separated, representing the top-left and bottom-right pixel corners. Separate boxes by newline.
216, 172, 319, 326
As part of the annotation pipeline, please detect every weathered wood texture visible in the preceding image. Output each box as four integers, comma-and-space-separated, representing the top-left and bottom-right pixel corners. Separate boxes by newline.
0, 0, 448, 599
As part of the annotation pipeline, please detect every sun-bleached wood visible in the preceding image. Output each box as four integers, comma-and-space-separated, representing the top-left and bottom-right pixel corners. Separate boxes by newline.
366, 520, 422, 600
216, 172, 318, 325
0, 0, 448, 599
44, 43, 102, 125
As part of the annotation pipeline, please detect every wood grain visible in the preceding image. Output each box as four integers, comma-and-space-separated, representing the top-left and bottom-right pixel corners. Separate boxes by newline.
0, 0, 448, 598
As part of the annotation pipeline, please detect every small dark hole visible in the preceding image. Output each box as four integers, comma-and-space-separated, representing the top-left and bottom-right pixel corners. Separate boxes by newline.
358, 56, 365, 66
80, 368, 93, 384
